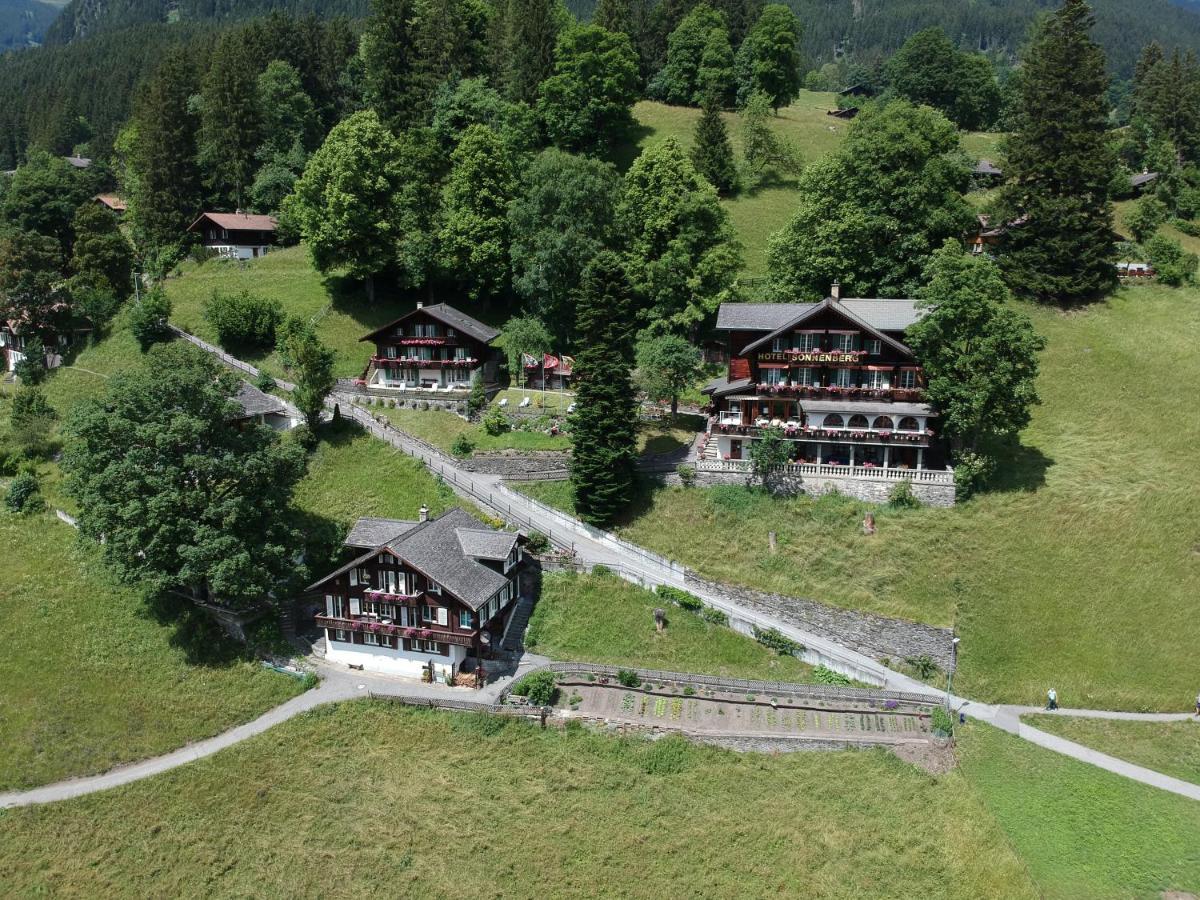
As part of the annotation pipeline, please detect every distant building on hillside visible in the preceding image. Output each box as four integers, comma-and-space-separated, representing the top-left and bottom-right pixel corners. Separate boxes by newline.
1, 313, 91, 374
699, 286, 954, 505
1129, 171, 1159, 195
309, 507, 525, 681
972, 159, 1003, 183
188, 211, 277, 260
94, 194, 127, 214
230, 381, 300, 431
63, 156, 92, 169
352, 302, 501, 411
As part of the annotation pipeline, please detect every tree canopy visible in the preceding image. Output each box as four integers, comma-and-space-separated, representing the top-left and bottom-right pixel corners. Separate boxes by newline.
734, 4, 803, 111
884, 27, 1001, 130
537, 24, 640, 152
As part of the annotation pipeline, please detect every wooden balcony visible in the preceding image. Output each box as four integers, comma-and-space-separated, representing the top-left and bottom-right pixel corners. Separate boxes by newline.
695, 458, 954, 485
754, 384, 925, 403
315, 615, 477, 647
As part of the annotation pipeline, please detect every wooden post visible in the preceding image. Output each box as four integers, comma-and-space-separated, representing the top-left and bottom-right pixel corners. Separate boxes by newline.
768, 531, 777, 553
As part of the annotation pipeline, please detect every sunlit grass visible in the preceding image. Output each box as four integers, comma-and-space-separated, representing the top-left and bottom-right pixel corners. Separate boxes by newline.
1020, 715, 1200, 786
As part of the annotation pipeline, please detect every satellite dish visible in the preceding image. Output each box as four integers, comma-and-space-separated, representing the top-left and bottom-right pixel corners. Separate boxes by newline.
480, 631, 491, 645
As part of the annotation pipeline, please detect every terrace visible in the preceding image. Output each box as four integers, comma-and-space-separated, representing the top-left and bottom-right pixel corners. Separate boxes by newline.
695, 458, 955, 485
315, 615, 477, 647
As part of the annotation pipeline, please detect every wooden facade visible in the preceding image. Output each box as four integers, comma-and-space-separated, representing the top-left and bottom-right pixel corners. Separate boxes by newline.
358, 302, 501, 394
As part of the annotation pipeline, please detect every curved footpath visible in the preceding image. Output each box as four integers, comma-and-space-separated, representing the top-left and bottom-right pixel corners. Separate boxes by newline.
26, 331, 1184, 810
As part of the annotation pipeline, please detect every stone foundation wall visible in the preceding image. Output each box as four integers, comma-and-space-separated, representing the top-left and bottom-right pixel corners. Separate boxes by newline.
693, 468, 955, 507
561, 716, 904, 753
686, 574, 956, 671
458, 451, 571, 478
338, 391, 470, 417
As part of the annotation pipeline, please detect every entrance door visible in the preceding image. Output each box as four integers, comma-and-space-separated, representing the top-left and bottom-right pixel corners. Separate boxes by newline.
730, 440, 742, 460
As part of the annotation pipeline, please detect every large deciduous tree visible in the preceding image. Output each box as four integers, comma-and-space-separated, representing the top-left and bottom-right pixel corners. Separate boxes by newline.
62, 343, 306, 609
884, 27, 1000, 130
907, 242, 1045, 464
508, 149, 620, 347
734, 4, 803, 111
537, 25, 640, 153
634, 332, 700, 416
618, 137, 742, 335
283, 111, 405, 301
437, 124, 518, 301
996, 0, 1117, 304
569, 251, 638, 528
767, 101, 974, 299
651, 4, 729, 106
1, 150, 92, 249
497, 314, 554, 383
0, 230, 67, 336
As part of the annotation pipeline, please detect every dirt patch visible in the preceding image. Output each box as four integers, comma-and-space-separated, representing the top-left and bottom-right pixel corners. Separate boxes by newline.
1162, 892, 1198, 900
892, 740, 957, 775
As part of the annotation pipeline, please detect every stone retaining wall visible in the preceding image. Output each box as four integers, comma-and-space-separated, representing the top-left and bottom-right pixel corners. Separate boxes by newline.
561, 716, 907, 753
693, 468, 956, 507
685, 574, 955, 671
458, 451, 571, 478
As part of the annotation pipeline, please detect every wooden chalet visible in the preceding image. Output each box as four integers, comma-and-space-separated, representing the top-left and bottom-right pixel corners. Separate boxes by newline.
357, 302, 501, 396
187, 211, 278, 260
231, 382, 299, 431
700, 285, 949, 477
1, 312, 91, 374
94, 194, 127, 214
309, 507, 524, 681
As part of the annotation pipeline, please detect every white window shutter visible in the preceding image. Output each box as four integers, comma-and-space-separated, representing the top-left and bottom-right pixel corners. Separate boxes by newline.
437, 607, 448, 627
350, 597, 360, 615
349, 569, 357, 586
325, 595, 334, 617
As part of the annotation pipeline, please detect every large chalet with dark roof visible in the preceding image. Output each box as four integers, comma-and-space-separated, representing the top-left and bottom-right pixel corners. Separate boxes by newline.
309, 507, 523, 681
700, 286, 951, 487
356, 301, 501, 396
188, 212, 278, 260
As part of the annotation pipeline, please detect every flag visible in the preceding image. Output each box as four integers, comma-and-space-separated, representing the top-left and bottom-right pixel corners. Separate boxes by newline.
543, 353, 560, 370
522, 352, 539, 368
559, 355, 575, 375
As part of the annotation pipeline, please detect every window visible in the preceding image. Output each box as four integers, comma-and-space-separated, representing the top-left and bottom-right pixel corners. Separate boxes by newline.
421, 604, 433, 623
364, 632, 380, 646
873, 416, 895, 431
822, 414, 844, 429
898, 369, 919, 390
454, 346, 469, 360
436, 607, 448, 627
898, 416, 920, 432
419, 347, 434, 361
795, 367, 817, 386
382, 603, 396, 619
792, 332, 819, 352
349, 597, 361, 616
833, 333, 858, 352
349, 569, 357, 586
334, 629, 349, 642
864, 369, 890, 390
848, 414, 869, 429
867, 339, 882, 355
412, 639, 444, 655
459, 610, 474, 629
362, 600, 380, 616
385, 346, 398, 359
325, 595, 348, 618
771, 336, 787, 352
447, 328, 456, 338
832, 368, 853, 388
762, 367, 785, 385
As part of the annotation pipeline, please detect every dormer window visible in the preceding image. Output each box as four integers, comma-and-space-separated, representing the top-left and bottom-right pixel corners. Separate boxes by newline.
792, 332, 819, 352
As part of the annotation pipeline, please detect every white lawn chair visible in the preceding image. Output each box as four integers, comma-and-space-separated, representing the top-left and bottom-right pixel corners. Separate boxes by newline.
499, 398, 508, 407
519, 396, 531, 408
567, 403, 576, 414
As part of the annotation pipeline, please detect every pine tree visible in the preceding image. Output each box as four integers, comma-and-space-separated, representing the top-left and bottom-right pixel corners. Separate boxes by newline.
198, 31, 262, 210
492, 0, 566, 104
411, 0, 490, 109
569, 251, 638, 529
998, 0, 1118, 304
361, 0, 421, 132
70, 202, 134, 299
130, 49, 202, 252
691, 95, 738, 195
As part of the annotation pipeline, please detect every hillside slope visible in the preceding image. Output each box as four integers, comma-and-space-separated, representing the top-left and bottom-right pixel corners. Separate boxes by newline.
0, 0, 63, 50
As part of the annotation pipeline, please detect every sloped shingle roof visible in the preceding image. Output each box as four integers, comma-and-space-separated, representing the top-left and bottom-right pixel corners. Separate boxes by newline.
387, 508, 511, 610
360, 303, 499, 345
716, 298, 924, 336
455, 528, 519, 561
188, 212, 278, 232
233, 382, 286, 419
344, 517, 421, 549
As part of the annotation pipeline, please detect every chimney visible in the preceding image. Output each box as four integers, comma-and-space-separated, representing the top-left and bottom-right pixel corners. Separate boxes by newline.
418, 504, 429, 523
830, 282, 841, 300
416, 301, 424, 309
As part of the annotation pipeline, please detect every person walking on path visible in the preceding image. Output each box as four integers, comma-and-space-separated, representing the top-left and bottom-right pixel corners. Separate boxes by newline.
1047, 688, 1058, 710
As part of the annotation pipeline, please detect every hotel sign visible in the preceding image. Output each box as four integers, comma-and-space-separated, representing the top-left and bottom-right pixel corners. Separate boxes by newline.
758, 350, 860, 364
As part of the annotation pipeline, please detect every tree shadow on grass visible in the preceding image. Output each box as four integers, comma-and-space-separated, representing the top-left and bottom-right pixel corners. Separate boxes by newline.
141, 592, 255, 668
981, 435, 1054, 495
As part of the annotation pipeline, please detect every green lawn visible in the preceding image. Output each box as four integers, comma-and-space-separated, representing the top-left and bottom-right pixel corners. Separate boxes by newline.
519, 285, 1200, 711
1114, 198, 1200, 256
0, 513, 303, 791
958, 722, 1200, 898
0, 700, 1037, 898
527, 570, 818, 681
163, 246, 400, 381
1021, 715, 1200, 786
370, 403, 572, 452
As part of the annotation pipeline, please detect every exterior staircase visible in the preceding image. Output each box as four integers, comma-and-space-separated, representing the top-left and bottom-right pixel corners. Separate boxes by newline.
500, 591, 537, 653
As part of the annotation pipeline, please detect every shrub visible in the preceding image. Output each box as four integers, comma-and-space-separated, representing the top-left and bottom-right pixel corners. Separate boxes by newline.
467, 374, 487, 417
10, 386, 58, 458
510, 670, 558, 705
254, 371, 277, 393
204, 289, 284, 348
0, 445, 20, 476
450, 433, 476, 457
1145, 233, 1198, 286
752, 626, 804, 656
617, 668, 641, 688
129, 287, 173, 350
301, 672, 319, 690
640, 735, 692, 775
13, 336, 47, 385
953, 450, 995, 499
655, 584, 703, 611
700, 606, 729, 626
524, 530, 550, 554
1171, 217, 1200, 237
1125, 195, 1168, 243
931, 706, 954, 736
812, 665, 851, 685
906, 654, 940, 680
5, 470, 42, 513
888, 478, 920, 509
677, 464, 696, 487
591, 564, 613, 577
482, 406, 510, 436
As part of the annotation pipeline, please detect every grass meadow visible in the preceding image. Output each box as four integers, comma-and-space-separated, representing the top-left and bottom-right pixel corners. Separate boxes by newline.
526, 569, 817, 681
518, 284, 1200, 711
0, 701, 1037, 898
1021, 715, 1200, 786
0, 513, 302, 791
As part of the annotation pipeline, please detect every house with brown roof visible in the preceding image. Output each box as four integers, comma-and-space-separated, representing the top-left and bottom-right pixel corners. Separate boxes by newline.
188, 211, 278, 260
308, 507, 525, 681
94, 194, 127, 214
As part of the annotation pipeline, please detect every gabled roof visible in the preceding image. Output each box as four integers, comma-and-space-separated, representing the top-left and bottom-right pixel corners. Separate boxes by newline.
64, 156, 92, 169
455, 528, 518, 561
1130, 171, 1159, 189
359, 303, 500, 345
312, 508, 514, 610
715, 304, 803, 332
973, 158, 1002, 177
701, 375, 751, 397
94, 194, 127, 212
188, 211, 278, 233
232, 381, 286, 419
838, 299, 922, 332
735, 298, 915, 356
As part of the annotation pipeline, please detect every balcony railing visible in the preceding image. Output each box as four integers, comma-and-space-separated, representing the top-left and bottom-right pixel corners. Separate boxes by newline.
696, 459, 954, 485
712, 421, 933, 444
753, 384, 925, 403
363, 587, 422, 602
372, 356, 479, 368
315, 615, 476, 647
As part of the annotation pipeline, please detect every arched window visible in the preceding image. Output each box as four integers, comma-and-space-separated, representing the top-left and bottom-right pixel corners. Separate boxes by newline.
873, 416, 894, 431
848, 414, 869, 429
823, 414, 844, 428
898, 416, 919, 432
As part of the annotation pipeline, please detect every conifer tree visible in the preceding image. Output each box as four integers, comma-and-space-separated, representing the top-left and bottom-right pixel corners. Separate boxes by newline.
998, 0, 1118, 304
361, 0, 421, 132
129, 49, 202, 251
492, 0, 567, 103
569, 251, 638, 529
198, 31, 263, 210
70, 202, 134, 300
691, 94, 738, 195
411, 0, 490, 106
